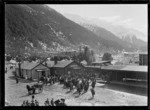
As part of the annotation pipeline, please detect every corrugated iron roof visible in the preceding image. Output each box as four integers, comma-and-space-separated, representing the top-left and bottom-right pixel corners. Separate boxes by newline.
101, 65, 125, 70
85, 66, 101, 69
101, 65, 148, 72
120, 66, 147, 72
53, 60, 73, 68
92, 61, 111, 64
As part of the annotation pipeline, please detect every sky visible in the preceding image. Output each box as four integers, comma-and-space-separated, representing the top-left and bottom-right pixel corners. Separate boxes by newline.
48, 4, 148, 37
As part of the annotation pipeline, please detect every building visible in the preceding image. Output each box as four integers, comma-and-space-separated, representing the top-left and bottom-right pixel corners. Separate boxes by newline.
139, 53, 148, 66
100, 65, 147, 88
15, 62, 50, 81
91, 61, 111, 66
52, 60, 85, 76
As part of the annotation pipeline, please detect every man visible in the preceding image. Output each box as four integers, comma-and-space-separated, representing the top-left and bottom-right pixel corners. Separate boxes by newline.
21, 101, 26, 106
5, 68, 7, 74
91, 79, 96, 89
90, 87, 95, 99
35, 100, 39, 106
25, 100, 30, 106
59, 98, 67, 106
16, 77, 19, 83
51, 98, 55, 106
31, 95, 35, 106
44, 98, 50, 106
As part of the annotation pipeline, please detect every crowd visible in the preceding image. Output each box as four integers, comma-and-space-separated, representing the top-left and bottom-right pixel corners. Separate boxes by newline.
58, 71, 96, 98
21, 95, 67, 106
40, 71, 96, 98
22, 71, 96, 106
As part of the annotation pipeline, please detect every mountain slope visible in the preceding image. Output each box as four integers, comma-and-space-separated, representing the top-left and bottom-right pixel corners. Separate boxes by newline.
5, 4, 144, 57
64, 13, 147, 52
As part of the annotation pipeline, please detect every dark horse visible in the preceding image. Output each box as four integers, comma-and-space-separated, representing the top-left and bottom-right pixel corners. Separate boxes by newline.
26, 85, 35, 95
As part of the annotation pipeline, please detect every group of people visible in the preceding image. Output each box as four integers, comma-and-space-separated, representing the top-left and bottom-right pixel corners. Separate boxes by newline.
40, 75, 58, 86
44, 98, 67, 106
21, 95, 39, 106
21, 95, 67, 106
58, 71, 96, 98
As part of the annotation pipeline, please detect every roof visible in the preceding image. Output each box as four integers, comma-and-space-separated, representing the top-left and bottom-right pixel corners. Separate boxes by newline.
101, 65, 147, 72
120, 66, 147, 72
92, 61, 111, 64
15, 61, 29, 69
53, 60, 73, 68
23, 63, 40, 70
85, 66, 101, 69
101, 65, 125, 70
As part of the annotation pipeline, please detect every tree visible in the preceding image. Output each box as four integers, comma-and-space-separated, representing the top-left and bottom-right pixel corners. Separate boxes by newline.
102, 52, 113, 61
82, 46, 95, 65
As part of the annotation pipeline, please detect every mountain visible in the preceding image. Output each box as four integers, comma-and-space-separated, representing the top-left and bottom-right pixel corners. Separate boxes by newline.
64, 13, 147, 52
5, 5, 146, 57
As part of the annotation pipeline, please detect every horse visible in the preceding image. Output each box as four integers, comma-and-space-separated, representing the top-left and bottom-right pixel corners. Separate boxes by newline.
26, 85, 34, 95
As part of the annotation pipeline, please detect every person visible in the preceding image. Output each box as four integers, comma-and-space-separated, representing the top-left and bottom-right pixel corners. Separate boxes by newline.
21, 100, 26, 106
54, 99, 60, 106
59, 98, 67, 106
30, 95, 35, 106
47, 76, 50, 85
45, 98, 50, 106
30, 100, 35, 106
51, 98, 54, 106
16, 77, 19, 83
5, 68, 7, 74
91, 79, 96, 89
26, 100, 30, 106
32, 86, 36, 94
90, 87, 95, 99
35, 100, 39, 106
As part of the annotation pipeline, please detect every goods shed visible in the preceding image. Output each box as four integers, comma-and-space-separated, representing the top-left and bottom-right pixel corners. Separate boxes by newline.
100, 65, 147, 88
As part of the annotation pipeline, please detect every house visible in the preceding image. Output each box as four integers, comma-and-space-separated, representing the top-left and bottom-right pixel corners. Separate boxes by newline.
52, 60, 85, 76
15, 62, 50, 81
139, 53, 148, 66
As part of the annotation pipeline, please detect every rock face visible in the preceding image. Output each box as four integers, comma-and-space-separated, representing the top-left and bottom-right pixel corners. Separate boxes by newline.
5, 4, 147, 57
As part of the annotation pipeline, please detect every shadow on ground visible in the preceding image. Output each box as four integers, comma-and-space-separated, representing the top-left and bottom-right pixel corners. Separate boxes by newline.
8, 76, 34, 83
20, 92, 42, 98
98, 83, 147, 96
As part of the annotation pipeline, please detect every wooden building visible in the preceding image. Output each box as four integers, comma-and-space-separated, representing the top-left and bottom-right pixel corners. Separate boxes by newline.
15, 62, 50, 81
139, 53, 148, 66
100, 65, 147, 88
52, 60, 85, 76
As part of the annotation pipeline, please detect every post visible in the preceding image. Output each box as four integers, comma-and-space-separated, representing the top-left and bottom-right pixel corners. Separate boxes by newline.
38, 71, 39, 83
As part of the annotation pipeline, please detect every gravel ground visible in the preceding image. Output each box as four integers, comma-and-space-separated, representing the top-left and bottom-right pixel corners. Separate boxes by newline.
5, 66, 147, 106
